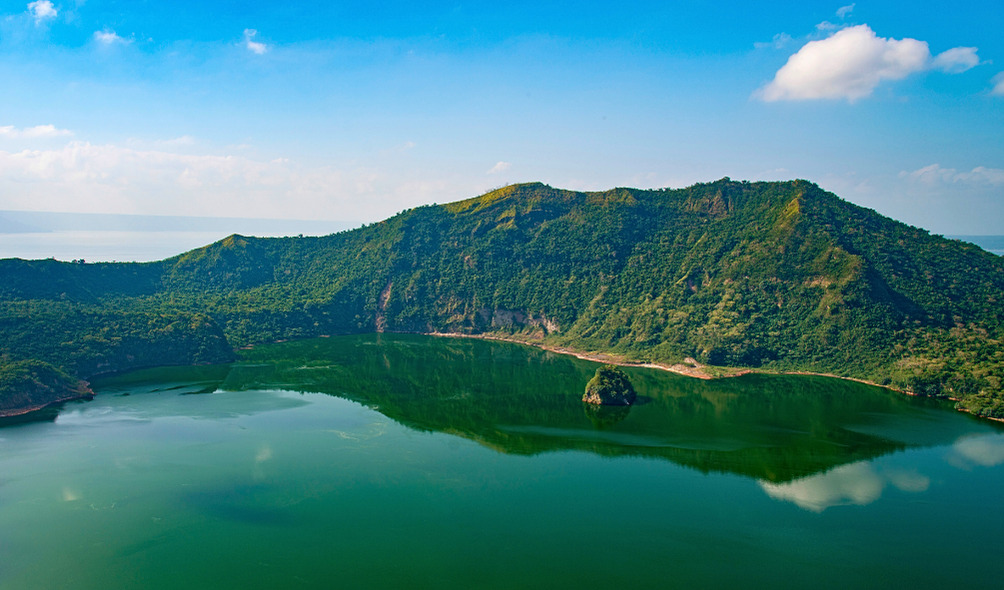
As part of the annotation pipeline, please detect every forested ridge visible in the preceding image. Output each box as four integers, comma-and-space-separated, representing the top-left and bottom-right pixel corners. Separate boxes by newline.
2, 178, 1002, 418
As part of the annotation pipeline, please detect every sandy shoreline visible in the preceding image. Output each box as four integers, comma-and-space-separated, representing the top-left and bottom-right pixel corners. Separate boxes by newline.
5, 332, 998, 424
426, 331, 1004, 423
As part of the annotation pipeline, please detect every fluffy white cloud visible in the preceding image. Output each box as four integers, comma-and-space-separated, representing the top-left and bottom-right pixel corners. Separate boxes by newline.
0, 124, 73, 138
93, 29, 130, 45
27, 0, 57, 23
757, 25, 979, 102
487, 161, 511, 174
902, 163, 1004, 186
931, 46, 979, 73
244, 29, 268, 55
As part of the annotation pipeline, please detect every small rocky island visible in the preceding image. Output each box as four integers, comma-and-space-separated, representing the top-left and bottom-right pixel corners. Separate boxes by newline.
582, 365, 637, 406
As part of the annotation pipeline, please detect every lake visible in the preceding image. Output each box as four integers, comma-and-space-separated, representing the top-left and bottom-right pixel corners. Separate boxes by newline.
1, 334, 1002, 589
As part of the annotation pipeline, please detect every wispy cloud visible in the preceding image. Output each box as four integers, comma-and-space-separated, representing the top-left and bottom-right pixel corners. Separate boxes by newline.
756, 25, 980, 102
931, 47, 979, 74
0, 140, 459, 220
93, 29, 131, 45
159, 135, 196, 147
992, 73, 1004, 96
836, 3, 855, 19
244, 29, 268, 55
487, 161, 511, 174
0, 124, 73, 139
27, 0, 57, 24
901, 163, 1004, 186
754, 33, 793, 51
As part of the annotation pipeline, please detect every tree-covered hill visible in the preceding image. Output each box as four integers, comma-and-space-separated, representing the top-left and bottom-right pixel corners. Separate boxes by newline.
2, 179, 1002, 418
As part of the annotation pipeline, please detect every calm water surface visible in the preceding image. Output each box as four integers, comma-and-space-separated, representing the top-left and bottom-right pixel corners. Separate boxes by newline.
1, 334, 1002, 589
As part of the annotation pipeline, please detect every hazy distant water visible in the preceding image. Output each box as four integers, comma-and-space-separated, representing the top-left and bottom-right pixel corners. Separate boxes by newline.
953, 235, 1004, 256
0, 210, 999, 262
0, 211, 356, 262
0, 230, 251, 262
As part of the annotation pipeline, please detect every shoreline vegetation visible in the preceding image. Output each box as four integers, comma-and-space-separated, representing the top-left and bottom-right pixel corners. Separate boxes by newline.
1, 328, 998, 423
426, 331, 1004, 423
2, 179, 1002, 422
0, 394, 89, 420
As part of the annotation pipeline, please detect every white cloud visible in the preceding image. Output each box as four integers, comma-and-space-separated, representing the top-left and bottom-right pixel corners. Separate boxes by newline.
957, 166, 1004, 185
244, 29, 268, 55
901, 163, 1004, 186
0, 124, 73, 139
27, 0, 57, 24
93, 29, 130, 45
932, 47, 979, 74
757, 25, 979, 102
836, 4, 855, 19
0, 140, 463, 221
992, 72, 1004, 96
757, 25, 928, 102
487, 161, 511, 174
902, 163, 956, 184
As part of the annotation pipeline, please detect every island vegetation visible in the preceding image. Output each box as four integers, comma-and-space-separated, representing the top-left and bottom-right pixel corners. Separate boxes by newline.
583, 365, 637, 406
1, 179, 1002, 418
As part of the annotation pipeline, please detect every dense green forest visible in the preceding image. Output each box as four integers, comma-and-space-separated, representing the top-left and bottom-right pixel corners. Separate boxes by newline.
2, 179, 1002, 418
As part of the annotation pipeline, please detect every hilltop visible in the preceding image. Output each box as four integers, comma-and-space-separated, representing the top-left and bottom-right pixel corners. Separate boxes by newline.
2, 179, 1002, 418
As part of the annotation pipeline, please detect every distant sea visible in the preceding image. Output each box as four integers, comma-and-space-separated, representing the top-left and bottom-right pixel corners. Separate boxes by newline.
951, 235, 1004, 257
0, 210, 1000, 263
0, 211, 357, 262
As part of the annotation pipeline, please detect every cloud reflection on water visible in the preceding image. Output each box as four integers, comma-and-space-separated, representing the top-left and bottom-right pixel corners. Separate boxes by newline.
761, 433, 1004, 511
949, 433, 1004, 468
759, 462, 930, 512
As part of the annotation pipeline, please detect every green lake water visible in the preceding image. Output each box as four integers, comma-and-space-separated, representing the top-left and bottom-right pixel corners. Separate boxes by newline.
1, 334, 1003, 589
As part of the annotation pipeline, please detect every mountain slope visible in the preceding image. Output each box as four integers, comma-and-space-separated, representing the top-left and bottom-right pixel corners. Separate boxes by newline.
2, 179, 1002, 418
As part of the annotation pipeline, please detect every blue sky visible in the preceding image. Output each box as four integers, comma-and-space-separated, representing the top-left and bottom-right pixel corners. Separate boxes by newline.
1, 1, 1002, 233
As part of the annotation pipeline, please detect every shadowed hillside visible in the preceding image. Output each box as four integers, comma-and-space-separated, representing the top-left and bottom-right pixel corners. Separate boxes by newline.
2, 179, 1002, 417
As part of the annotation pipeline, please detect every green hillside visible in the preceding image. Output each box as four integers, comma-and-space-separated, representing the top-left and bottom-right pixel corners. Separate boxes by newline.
2, 179, 1002, 418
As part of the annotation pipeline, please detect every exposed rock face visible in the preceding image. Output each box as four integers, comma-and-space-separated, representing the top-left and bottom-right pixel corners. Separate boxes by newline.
488, 309, 560, 334
582, 365, 637, 406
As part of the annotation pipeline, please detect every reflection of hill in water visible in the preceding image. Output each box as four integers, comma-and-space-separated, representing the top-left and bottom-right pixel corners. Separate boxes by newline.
95, 335, 985, 482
